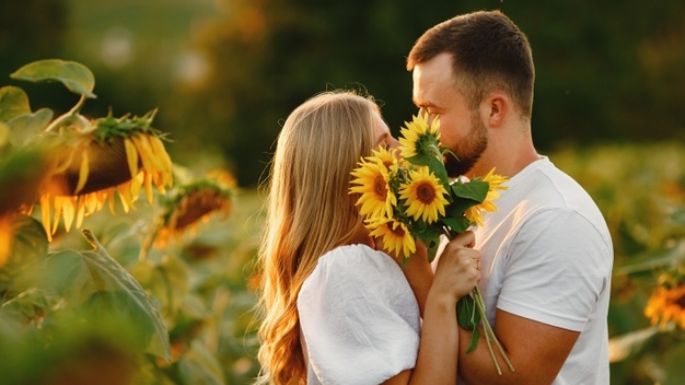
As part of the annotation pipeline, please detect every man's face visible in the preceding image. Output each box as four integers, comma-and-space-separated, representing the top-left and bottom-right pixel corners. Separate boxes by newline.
412, 53, 487, 177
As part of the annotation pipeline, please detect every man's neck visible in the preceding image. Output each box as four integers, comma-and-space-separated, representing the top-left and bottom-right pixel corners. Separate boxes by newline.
468, 126, 539, 179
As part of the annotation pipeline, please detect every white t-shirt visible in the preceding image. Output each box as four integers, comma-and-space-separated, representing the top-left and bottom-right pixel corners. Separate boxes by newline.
297, 244, 420, 385
467, 156, 613, 385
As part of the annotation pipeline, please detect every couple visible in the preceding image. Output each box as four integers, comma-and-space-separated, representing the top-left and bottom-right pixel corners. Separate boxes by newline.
257, 10, 613, 385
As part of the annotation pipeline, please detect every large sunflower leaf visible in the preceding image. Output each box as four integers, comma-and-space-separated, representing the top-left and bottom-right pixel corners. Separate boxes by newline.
79, 230, 170, 360
0, 86, 31, 122
12, 230, 171, 360
10, 59, 96, 98
7, 108, 53, 146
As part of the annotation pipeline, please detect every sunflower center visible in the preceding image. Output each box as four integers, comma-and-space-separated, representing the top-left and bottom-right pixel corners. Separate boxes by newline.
374, 174, 388, 199
416, 182, 436, 204
390, 224, 406, 237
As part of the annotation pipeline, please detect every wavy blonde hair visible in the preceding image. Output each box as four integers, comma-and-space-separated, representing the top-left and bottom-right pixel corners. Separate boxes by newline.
256, 91, 377, 385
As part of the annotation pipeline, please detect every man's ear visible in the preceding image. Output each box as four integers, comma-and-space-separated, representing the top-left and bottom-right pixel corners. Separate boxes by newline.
481, 91, 509, 128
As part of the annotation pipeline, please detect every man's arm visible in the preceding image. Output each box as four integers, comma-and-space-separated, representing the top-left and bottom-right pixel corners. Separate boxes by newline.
458, 309, 579, 385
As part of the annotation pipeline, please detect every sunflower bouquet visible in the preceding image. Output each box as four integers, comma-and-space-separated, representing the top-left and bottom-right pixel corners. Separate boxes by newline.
350, 112, 514, 374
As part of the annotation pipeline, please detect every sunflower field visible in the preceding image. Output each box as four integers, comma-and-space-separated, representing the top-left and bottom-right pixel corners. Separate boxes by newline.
0, 57, 684, 385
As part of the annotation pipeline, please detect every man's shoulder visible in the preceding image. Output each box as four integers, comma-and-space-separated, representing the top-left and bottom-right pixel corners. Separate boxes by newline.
503, 160, 612, 250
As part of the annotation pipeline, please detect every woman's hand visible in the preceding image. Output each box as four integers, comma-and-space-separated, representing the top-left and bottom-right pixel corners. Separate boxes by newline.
430, 231, 481, 303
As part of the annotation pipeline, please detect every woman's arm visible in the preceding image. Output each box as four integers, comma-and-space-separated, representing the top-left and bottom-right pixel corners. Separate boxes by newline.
400, 242, 433, 316
383, 232, 480, 385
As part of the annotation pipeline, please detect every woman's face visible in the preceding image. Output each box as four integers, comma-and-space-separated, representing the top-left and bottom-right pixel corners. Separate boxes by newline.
371, 112, 399, 150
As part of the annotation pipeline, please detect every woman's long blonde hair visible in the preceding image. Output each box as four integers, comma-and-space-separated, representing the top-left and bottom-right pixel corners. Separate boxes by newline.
256, 91, 377, 385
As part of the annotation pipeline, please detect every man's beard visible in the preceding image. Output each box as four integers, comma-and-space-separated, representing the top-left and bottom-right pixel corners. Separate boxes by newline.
444, 112, 488, 178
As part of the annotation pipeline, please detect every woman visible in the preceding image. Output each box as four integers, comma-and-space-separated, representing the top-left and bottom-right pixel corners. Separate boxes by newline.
256, 91, 480, 385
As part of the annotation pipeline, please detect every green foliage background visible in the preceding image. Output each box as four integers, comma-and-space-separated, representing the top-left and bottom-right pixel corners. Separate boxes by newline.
0, 1, 684, 384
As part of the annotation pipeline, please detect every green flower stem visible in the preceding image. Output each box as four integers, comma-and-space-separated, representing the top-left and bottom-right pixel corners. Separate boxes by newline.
473, 286, 516, 373
44, 94, 87, 132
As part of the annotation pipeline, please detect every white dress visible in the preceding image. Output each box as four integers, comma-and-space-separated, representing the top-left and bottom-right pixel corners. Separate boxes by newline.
297, 244, 420, 385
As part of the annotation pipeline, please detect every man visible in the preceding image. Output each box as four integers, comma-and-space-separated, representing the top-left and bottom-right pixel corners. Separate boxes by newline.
405, 10, 614, 385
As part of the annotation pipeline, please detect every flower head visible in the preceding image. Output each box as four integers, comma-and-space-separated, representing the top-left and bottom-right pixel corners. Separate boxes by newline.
34, 113, 173, 241
645, 284, 685, 330
154, 173, 234, 248
399, 113, 441, 160
465, 168, 508, 226
400, 166, 449, 223
368, 217, 416, 258
350, 157, 396, 220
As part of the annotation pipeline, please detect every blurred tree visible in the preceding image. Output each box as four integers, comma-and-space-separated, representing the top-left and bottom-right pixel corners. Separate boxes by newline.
0, 0, 71, 111
178, 0, 685, 186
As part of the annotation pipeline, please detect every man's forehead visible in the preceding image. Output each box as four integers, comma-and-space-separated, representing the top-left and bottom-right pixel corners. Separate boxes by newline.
412, 53, 455, 105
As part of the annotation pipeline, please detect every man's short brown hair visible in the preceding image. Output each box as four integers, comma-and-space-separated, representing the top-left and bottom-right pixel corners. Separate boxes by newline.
407, 10, 535, 118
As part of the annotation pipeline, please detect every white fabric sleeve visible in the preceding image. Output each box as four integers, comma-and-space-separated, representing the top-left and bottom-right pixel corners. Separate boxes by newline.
497, 209, 612, 331
297, 245, 420, 385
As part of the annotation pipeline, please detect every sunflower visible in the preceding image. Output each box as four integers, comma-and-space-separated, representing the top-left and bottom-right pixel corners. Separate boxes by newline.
465, 168, 508, 226
644, 284, 685, 330
350, 157, 396, 220
399, 113, 441, 160
367, 217, 416, 258
153, 173, 234, 248
371, 147, 401, 170
400, 166, 449, 223
34, 113, 173, 241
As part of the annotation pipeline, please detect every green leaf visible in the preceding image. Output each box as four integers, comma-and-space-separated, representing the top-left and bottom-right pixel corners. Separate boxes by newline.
0, 86, 31, 122
178, 340, 227, 385
10, 59, 96, 98
452, 180, 489, 202
7, 108, 53, 146
443, 216, 470, 234
457, 295, 480, 329
427, 238, 440, 263
80, 230, 170, 360
466, 326, 480, 353
6, 215, 48, 268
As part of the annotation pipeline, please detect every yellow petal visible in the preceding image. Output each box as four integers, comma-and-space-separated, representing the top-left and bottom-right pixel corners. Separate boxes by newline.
140, 135, 166, 173
76, 197, 86, 228
149, 136, 174, 186
117, 185, 132, 213
0, 217, 13, 267
132, 135, 154, 173
40, 195, 51, 241
52, 197, 63, 235
85, 193, 98, 215
124, 138, 139, 178
108, 191, 117, 215
75, 150, 90, 194
62, 197, 75, 232
130, 172, 142, 198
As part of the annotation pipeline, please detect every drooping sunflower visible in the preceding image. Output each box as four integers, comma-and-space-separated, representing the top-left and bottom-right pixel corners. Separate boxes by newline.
400, 166, 449, 223
34, 112, 173, 241
349, 157, 396, 220
399, 113, 441, 160
465, 168, 508, 226
153, 171, 235, 248
644, 284, 685, 330
367, 217, 416, 258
